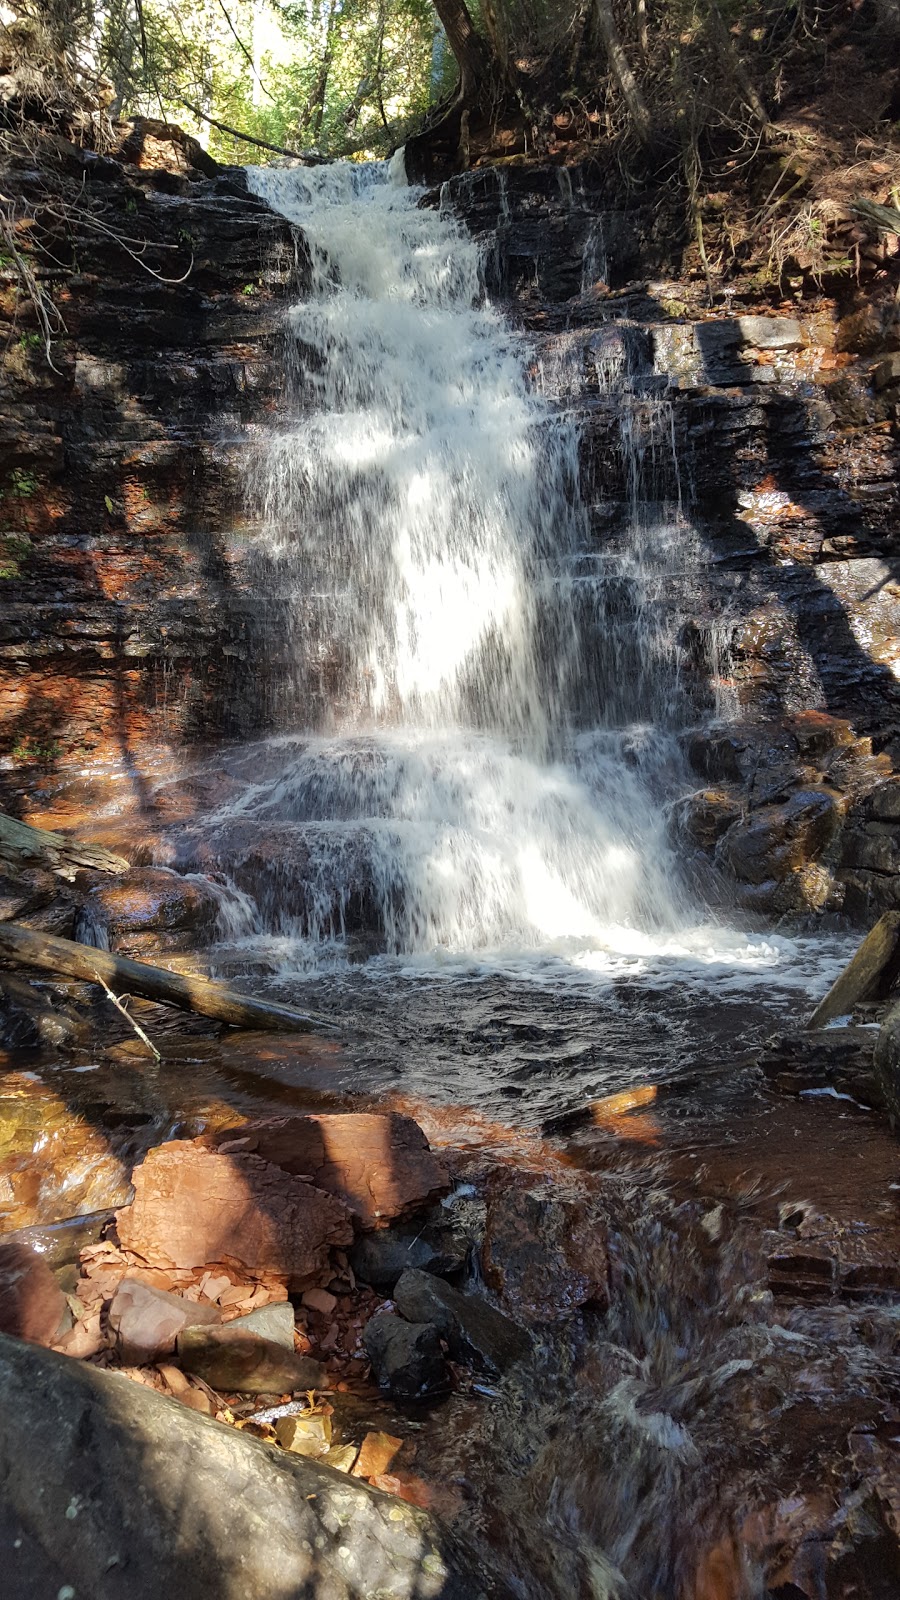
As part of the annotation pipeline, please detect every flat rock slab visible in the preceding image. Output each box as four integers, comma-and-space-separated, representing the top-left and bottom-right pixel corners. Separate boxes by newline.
177, 1323, 323, 1393
0, 1333, 503, 1600
206, 1113, 449, 1229
116, 1141, 353, 1289
108, 1278, 220, 1365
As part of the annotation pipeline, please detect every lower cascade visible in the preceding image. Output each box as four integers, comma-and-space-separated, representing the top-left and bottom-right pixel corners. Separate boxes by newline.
222, 157, 789, 978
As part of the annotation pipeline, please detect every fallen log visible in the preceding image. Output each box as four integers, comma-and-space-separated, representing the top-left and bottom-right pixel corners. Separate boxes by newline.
0, 922, 329, 1034
0, 811, 129, 879
807, 910, 900, 1031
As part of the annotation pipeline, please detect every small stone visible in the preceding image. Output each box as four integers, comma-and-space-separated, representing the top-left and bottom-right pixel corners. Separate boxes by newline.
274, 1412, 332, 1457
108, 1279, 220, 1365
225, 1302, 295, 1349
301, 1287, 337, 1315
363, 1312, 451, 1400
352, 1430, 403, 1479
322, 1443, 359, 1473
177, 1324, 324, 1394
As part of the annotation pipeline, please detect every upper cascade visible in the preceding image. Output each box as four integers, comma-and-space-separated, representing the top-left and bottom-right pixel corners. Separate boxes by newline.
232, 157, 730, 963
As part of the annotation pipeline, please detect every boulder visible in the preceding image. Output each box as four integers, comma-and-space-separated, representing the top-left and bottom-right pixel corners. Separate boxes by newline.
0, 1333, 500, 1600
481, 1187, 609, 1322
669, 789, 742, 852
874, 1002, 900, 1126
392, 1270, 531, 1374
0, 1240, 68, 1346
81, 867, 221, 939
115, 1141, 353, 1288
717, 787, 842, 886
873, 353, 900, 390
206, 1112, 450, 1229
363, 1312, 451, 1400
108, 1278, 220, 1365
226, 1301, 296, 1349
176, 1323, 323, 1394
349, 1213, 468, 1292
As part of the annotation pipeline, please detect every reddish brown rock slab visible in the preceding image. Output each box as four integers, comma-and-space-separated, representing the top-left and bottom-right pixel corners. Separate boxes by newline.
108, 1278, 221, 1366
78, 866, 221, 937
481, 1184, 609, 1323
115, 1142, 353, 1289
0, 1239, 69, 1345
204, 1113, 450, 1230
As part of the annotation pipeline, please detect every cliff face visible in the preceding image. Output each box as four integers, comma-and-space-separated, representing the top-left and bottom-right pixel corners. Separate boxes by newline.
440, 165, 900, 918
0, 125, 304, 781
2, 139, 899, 917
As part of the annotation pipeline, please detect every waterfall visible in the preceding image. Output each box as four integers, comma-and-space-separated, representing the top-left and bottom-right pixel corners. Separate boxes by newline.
224, 157, 709, 963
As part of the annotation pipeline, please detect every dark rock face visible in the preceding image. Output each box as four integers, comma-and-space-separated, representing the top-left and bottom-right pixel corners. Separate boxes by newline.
3, 140, 899, 916
433, 165, 900, 917
0, 1333, 498, 1600
0, 132, 305, 773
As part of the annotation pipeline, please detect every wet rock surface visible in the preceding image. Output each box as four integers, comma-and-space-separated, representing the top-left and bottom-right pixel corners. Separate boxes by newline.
392, 1268, 531, 1375
0, 1239, 68, 1345
481, 1184, 609, 1322
204, 1111, 451, 1228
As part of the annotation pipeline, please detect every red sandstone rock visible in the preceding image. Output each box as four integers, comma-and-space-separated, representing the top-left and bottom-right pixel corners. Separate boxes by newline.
205, 1113, 450, 1230
108, 1278, 221, 1365
481, 1185, 609, 1323
115, 1142, 353, 1289
0, 1239, 68, 1346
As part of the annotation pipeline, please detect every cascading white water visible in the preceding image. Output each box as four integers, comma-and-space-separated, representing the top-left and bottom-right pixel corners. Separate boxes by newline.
222, 157, 762, 968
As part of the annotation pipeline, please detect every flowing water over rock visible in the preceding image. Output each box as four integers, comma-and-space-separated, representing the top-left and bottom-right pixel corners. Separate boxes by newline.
230, 158, 829, 985
3, 154, 897, 1600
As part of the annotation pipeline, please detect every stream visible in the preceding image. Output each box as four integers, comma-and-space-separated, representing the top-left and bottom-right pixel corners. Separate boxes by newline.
2, 152, 899, 1598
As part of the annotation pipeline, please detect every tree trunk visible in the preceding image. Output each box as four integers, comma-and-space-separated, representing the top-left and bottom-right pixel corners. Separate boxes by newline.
587, 0, 653, 147
705, 2, 769, 130
0, 922, 330, 1033
430, 0, 488, 98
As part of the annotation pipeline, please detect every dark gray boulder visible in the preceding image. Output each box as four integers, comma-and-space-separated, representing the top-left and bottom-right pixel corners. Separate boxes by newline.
0, 1333, 501, 1600
874, 1000, 900, 1125
349, 1213, 468, 1292
363, 1311, 451, 1400
392, 1270, 531, 1375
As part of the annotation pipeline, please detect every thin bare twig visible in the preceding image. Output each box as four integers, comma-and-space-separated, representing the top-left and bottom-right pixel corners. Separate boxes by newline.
94, 971, 162, 1062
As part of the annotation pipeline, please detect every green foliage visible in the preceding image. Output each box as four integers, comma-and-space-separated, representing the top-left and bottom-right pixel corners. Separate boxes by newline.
5, 468, 37, 499
10, 734, 62, 766
97, 0, 440, 161
0, 531, 32, 579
